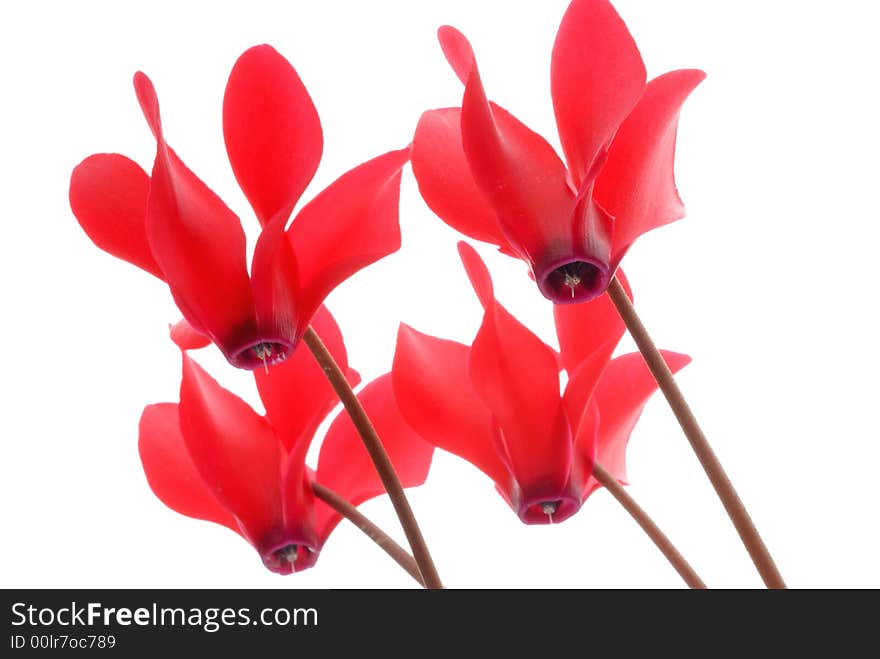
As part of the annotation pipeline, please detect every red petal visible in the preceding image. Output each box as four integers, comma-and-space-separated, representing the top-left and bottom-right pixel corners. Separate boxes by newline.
314, 374, 434, 542
596, 69, 706, 264
457, 241, 494, 309
249, 208, 300, 352
551, 0, 647, 189
438, 27, 576, 267
411, 109, 513, 253
178, 354, 284, 553
169, 319, 211, 351
133, 72, 256, 356
553, 268, 632, 374
69, 154, 163, 279
274, 465, 320, 573
392, 323, 507, 488
138, 403, 239, 533
288, 148, 409, 328
254, 305, 357, 456
561, 349, 610, 433
588, 350, 691, 488
462, 246, 571, 495
223, 45, 323, 228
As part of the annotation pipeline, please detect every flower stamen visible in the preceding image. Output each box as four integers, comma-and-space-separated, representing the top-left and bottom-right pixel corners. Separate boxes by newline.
541, 501, 558, 524
283, 544, 299, 573
254, 343, 273, 374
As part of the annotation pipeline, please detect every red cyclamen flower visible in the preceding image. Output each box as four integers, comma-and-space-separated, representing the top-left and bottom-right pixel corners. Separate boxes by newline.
393, 243, 689, 524
139, 307, 433, 574
410, 0, 704, 304
70, 45, 408, 369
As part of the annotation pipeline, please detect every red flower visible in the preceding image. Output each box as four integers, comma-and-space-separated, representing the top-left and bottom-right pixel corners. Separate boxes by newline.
392, 243, 688, 524
139, 307, 433, 574
70, 45, 408, 369
410, 0, 704, 304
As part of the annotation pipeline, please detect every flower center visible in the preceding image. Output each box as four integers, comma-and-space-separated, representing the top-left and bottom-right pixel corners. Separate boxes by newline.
542, 260, 608, 304
229, 339, 294, 371
519, 495, 582, 525
275, 544, 301, 572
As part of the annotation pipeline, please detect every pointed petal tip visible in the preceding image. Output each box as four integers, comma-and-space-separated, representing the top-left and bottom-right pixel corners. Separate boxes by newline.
661, 350, 692, 372
132, 71, 161, 138
457, 242, 494, 309
437, 25, 474, 85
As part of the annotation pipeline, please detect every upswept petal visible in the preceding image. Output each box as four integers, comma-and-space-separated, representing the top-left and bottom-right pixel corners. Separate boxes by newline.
438, 27, 575, 267
254, 305, 359, 456
596, 69, 706, 264
69, 154, 162, 279
460, 244, 571, 496
133, 72, 256, 354
561, 349, 611, 435
551, 0, 646, 189
589, 349, 691, 488
138, 403, 238, 533
178, 354, 284, 554
223, 44, 323, 228
274, 464, 320, 573
392, 323, 507, 487
248, 208, 300, 364
313, 374, 434, 542
410, 108, 512, 253
553, 269, 632, 373
288, 148, 409, 328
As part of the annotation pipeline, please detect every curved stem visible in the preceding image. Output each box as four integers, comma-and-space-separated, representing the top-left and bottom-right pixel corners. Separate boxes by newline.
607, 276, 785, 588
592, 463, 706, 589
312, 481, 424, 587
303, 327, 443, 589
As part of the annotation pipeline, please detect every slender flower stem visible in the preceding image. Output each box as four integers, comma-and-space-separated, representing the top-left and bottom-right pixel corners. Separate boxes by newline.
607, 276, 785, 589
592, 463, 706, 589
311, 481, 424, 586
303, 326, 443, 589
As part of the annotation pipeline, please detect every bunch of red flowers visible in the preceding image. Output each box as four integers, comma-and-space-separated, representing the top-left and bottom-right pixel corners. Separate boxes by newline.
69, 0, 783, 588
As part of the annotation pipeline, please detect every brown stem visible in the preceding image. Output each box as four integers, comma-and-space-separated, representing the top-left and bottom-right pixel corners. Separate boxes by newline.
592, 463, 706, 589
312, 481, 424, 586
303, 326, 443, 589
607, 276, 785, 589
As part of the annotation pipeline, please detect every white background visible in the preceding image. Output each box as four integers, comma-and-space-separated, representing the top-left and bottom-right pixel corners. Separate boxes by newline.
1, 0, 878, 589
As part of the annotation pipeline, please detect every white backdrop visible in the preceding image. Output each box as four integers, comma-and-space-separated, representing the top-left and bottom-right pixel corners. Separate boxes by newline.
2, 0, 878, 588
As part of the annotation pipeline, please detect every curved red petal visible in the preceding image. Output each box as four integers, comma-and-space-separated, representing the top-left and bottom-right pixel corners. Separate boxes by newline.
69, 154, 163, 279
553, 268, 632, 373
561, 349, 611, 433
254, 305, 356, 455
437, 25, 474, 85
223, 44, 323, 228
590, 349, 691, 486
439, 28, 577, 267
133, 72, 257, 360
462, 248, 571, 496
596, 69, 706, 264
289, 148, 409, 328
179, 354, 284, 554
314, 374, 434, 542
268, 464, 320, 574
457, 241, 494, 309
392, 323, 507, 488
551, 0, 647, 189
411, 109, 512, 253
249, 209, 300, 359
138, 403, 239, 533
